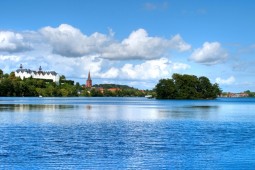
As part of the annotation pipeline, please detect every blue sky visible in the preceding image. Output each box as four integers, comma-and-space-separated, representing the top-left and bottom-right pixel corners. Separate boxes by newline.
0, 0, 255, 92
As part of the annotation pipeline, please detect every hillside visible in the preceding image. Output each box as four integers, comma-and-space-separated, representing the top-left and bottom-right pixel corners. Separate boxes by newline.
93, 84, 136, 90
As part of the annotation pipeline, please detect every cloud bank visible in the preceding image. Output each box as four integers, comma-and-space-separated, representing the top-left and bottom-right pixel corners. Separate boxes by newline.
0, 24, 191, 61
40, 24, 191, 60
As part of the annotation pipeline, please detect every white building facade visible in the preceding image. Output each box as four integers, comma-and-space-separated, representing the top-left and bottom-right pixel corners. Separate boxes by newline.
15, 64, 60, 83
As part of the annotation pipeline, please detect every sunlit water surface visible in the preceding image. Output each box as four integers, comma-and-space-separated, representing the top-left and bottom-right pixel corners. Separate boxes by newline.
0, 97, 255, 169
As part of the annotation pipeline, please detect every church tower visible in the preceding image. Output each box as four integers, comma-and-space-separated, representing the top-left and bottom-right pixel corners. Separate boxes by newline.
86, 71, 92, 88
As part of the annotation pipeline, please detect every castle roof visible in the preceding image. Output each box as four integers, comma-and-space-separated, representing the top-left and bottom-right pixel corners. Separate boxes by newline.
15, 65, 58, 76
16, 68, 33, 73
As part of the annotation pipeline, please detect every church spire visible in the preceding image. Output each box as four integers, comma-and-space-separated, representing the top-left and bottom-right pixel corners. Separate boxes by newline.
88, 70, 91, 80
86, 71, 92, 88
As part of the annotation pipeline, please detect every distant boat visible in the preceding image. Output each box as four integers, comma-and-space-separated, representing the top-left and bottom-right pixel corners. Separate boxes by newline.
145, 95, 153, 99
39, 95, 43, 98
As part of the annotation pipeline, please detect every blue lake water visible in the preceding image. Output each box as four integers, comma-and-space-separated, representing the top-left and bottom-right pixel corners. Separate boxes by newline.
0, 97, 255, 169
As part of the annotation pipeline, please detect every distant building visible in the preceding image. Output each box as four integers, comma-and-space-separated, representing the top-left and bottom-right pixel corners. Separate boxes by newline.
97, 87, 104, 93
86, 71, 92, 88
108, 88, 120, 92
15, 64, 60, 83
221, 92, 249, 98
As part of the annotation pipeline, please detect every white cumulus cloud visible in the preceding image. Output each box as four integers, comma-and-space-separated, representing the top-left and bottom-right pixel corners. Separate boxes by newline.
0, 31, 31, 53
97, 58, 190, 80
120, 58, 171, 80
215, 76, 235, 85
169, 34, 192, 52
171, 62, 191, 70
0, 55, 21, 62
99, 67, 119, 79
40, 24, 191, 60
102, 30, 191, 60
40, 24, 111, 57
189, 42, 228, 65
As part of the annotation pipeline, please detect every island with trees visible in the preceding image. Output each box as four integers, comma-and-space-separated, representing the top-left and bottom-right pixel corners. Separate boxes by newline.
155, 73, 222, 99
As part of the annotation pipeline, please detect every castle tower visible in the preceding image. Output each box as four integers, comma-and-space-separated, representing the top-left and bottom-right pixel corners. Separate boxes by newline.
38, 66, 43, 74
86, 71, 92, 88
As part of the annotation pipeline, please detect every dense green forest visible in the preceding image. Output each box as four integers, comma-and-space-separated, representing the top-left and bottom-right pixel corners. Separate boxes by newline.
0, 70, 146, 97
155, 73, 222, 99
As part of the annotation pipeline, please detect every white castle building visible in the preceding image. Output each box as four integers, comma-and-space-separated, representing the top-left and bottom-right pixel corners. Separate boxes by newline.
15, 64, 60, 83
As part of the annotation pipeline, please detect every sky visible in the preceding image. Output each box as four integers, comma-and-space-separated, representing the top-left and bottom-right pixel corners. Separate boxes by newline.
0, 0, 255, 92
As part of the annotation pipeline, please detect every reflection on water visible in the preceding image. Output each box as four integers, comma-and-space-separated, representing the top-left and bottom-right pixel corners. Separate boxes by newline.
0, 104, 221, 124
0, 97, 255, 169
158, 104, 220, 120
0, 104, 75, 111
187, 105, 219, 109
0, 97, 255, 124
86, 105, 92, 110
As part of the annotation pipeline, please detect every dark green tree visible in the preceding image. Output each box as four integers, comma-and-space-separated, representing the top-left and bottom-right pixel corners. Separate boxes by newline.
0, 69, 3, 79
0, 78, 13, 96
155, 79, 177, 99
198, 76, 213, 98
90, 88, 103, 97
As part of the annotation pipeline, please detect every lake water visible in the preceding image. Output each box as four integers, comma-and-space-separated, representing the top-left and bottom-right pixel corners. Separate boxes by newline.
0, 97, 255, 169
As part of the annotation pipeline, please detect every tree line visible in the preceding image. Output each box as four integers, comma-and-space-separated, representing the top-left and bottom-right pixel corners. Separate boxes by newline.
81, 85, 145, 97
0, 69, 222, 99
0, 71, 80, 97
0, 70, 146, 97
155, 73, 222, 99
